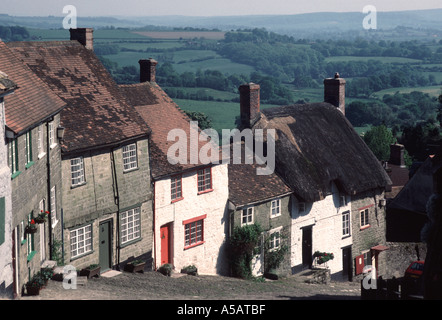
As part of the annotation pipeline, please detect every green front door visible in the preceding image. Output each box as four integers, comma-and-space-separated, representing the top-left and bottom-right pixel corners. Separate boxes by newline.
99, 220, 111, 272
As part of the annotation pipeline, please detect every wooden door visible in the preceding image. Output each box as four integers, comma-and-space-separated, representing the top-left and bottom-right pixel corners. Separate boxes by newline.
99, 220, 112, 272
160, 224, 171, 265
342, 246, 353, 281
302, 226, 312, 269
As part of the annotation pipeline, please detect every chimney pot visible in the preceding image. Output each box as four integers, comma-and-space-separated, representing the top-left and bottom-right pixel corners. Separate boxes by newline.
324, 73, 346, 115
389, 143, 406, 168
69, 28, 94, 50
239, 83, 260, 129
139, 58, 158, 83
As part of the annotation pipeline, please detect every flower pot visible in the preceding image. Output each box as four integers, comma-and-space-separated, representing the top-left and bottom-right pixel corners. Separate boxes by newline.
26, 286, 40, 296
34, 217, 46, 224
124, 262, 146, 273
25, 226, 37, 234
80, 266, 101, 279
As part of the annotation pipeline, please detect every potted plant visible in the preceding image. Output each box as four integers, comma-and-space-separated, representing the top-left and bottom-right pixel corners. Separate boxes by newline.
157, 263, 172, 276
34, 210, 50, 224
313, 251, 334, 265
25, 273, 45, 296
181, 265, 198, 276
79, 264, 101, 279
124, 259, 146, 273
40, 267, 55, 284
25, 220, 37, 234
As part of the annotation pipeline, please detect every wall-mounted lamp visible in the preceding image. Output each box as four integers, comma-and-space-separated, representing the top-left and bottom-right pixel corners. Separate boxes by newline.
57, 126, 65, 141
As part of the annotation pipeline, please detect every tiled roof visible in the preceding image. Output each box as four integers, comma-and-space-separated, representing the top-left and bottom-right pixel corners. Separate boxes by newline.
7, 40, 150, 153
0, 41, 65, 135
228, 142, 292, 207
119, 82, 214, 178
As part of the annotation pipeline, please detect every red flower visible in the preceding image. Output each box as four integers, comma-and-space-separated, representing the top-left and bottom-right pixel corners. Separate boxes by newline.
45, 211, 50, 215
31, 219, 35, 224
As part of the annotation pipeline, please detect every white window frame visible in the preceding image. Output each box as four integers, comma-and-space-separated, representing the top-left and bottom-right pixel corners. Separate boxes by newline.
120, 207, 141, 244
270, 198, 281, 218
50, 186, 58, 228
24, 131, 32, 165
37, 125, 46, 159
342, 210, 350, 237
8, 139, 18, 174
360, 208, 370, 228
122, 143, 138, 172
340, 195, 347, 207
268, 227, 282, 251
48, 121, 57, 149
70, 224, 92, 259
241, 206, 254, 226
70, 157, 85, 187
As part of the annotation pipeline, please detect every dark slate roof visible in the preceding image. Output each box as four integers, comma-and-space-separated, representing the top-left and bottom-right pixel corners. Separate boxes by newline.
228, 142, 292, 207
0, 41, 65, 135
387, 157, 434, 215
119, 82, 214, 179
7, 40, 150, 153
252, 102, 392, 202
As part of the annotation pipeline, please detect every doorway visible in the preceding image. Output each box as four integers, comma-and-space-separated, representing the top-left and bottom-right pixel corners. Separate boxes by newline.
342, 246, 353, 281
302, 226, 312, 269
160, 223, 172, 265
99, 220, 112, 272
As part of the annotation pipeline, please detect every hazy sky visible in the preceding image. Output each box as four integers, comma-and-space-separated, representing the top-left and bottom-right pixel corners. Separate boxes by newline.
2, 0, 442, 17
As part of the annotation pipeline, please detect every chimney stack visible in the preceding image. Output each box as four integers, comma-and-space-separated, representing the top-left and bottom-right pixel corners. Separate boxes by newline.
70, 28, 94, 50
389, 143, 406, 168
239, 83, 260, 129
324, 72, 346, 115
139, 58, 158, 83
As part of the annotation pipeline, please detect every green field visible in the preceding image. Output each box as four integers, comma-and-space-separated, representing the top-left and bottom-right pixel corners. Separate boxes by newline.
372, 85, 442, 98
324, 56, 423, 64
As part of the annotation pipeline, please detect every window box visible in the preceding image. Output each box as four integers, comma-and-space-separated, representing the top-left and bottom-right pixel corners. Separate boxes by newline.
124, 260, 146, 273
79, 264, 101, 279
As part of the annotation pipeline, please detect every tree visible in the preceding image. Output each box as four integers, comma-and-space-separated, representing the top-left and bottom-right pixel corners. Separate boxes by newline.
363, 125, 396, 161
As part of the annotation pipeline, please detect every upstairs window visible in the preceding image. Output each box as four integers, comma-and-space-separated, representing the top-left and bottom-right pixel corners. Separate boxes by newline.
70, 157, 85, 187
360, 208, 370, 228
48, 121, 56, 148
241, 207, 254, 226
8, 139, 18, 175
24, 131, 32, 166
122, 143, 138, 172
197, 167, 212, 193
270, 198, 281, 217
171, 175, 183, 202
37, 125, 45, 158
342, 210, 350, 237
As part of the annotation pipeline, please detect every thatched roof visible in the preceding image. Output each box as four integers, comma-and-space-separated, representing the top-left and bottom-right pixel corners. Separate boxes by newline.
252, 102, 391, 202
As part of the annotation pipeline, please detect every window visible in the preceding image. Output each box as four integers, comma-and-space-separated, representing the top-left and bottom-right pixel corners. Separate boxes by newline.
171, 175, 183, 202
48, 121, 56, 148
122, 143, 137, 171
269, 227, 282, 250
8, 139, 18, 174
27, 213, 34, 256
298, 202, 306, 213
270, 199, 281, 217
197, 167, 212, 193
340, 195, 347, 207
360, 208, 369, 228
37, 125, 45, 158
70, 224, 92, 258
24, 131, 32, 165
241, 207, 254, 226
342, 210, 350, 236
184, 215, 206, 248
50, 186, 58, 227
70, 157, 85, 186
120, 207, 141, 244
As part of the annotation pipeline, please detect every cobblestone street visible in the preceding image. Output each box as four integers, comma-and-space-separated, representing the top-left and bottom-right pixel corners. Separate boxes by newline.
18, 269, 361, 300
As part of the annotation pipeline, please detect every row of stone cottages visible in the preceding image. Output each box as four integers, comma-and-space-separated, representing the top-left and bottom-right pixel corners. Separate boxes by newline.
0, 28, 391, 298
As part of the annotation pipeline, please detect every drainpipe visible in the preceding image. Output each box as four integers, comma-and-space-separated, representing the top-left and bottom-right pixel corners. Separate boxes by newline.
110, 149, 121, 270
46, 121, 53, 260
153, 180, 156, 270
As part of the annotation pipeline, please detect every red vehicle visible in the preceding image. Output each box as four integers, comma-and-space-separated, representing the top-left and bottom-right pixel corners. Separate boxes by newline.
404, 261, 425, 279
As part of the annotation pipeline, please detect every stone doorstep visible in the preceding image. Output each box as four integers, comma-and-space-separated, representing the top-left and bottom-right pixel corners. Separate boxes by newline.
41, 260, 57, 269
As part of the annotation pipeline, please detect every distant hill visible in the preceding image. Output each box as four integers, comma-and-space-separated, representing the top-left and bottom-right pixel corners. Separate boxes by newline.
1, 8, 442, 39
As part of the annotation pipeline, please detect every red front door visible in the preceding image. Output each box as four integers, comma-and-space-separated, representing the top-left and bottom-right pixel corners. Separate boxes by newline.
160, 224, 171, 265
